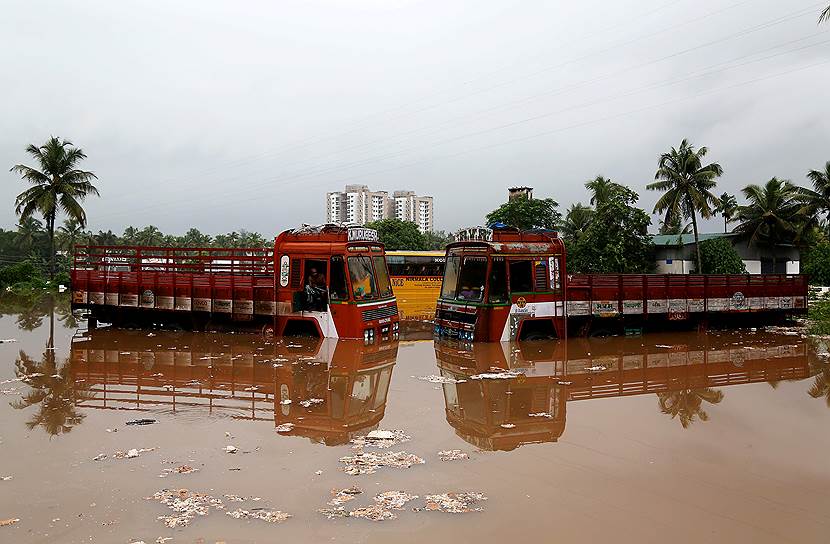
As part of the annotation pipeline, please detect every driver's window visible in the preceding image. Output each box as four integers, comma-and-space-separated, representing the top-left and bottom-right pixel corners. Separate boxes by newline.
329, 256, 348, 300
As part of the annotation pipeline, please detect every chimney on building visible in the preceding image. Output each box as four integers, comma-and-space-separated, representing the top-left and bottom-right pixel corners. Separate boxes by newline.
508, 186, 533, 201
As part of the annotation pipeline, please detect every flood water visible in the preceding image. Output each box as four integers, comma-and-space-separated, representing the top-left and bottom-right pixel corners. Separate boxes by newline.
1, 295, 829, 543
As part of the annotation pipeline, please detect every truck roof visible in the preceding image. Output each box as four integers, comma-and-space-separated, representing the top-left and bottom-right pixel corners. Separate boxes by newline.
447, 228, 564, 254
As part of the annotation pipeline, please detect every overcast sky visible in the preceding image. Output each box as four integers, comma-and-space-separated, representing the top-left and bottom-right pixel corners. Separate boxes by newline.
1, 0, 829, 237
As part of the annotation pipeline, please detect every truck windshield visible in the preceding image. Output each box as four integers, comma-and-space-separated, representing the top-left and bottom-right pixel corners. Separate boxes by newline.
456, 256, 487, 301
372, 255, 392, 297
348, 256, 377, 300
441, 256, 461, 299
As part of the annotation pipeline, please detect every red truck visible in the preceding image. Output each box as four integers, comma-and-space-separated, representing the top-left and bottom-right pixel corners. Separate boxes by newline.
433, 227, 808, 341
71, 225, 399, 341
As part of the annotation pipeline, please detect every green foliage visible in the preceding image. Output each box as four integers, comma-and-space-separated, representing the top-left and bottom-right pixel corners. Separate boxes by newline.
698, 238, 746, 274
734, 178, 802, 247
421, 230, 453, 250
485, 195, 560, 230
567, 186, 655, 273
0, 261, 38, 287
808, 294, 830, 335
585, 176, 625, 206
365, 219, 428, 251
803, 240, 830, 285
561, 203, 593, 242
715, 192, 738, 233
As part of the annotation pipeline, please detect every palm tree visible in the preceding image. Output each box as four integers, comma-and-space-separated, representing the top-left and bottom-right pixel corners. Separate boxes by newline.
122, 226, 140, 245
658, 215, 692, 235
657, 388, 724, 428
181, 227, 213, 247
647, 139, 723, 273
10, 137, 100, 279
561, 203, 594, 241
733, 178, 803, 271
14, 217, 44, 254
56, 218, 84, 252
715, 192, 738, 233
95, 230, 119, 246
137, 225, 163, 246
585, 175, 623, 206
798, 161, 830, 228
821, 5, 830, 23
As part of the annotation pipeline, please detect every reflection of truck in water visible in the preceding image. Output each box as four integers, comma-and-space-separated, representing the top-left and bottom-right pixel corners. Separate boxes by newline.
69, 330, 398, 445
434, 332, 813, 451
71, 225, 399, 340
434, 227, 808, 342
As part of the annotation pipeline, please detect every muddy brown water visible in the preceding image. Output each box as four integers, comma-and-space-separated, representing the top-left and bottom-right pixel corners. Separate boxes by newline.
1, 296, 829, 543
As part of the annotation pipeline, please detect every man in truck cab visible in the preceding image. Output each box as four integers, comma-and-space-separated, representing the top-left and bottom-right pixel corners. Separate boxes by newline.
304, 266, 328, 311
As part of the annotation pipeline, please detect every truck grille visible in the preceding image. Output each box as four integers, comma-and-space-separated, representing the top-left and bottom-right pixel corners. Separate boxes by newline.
362, 303, 398, 322
436, 309, 477, 325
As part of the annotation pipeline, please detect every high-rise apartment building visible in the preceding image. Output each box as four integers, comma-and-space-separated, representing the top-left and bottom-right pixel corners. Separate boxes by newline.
325, 185, 434, 232
326, 185, 389, 225
392, 191, 434, 233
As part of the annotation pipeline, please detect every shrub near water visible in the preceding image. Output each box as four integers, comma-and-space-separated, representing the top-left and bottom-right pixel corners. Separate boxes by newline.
0, 261, 39, 287
804, 240, 830, 286
699, 238, 746, 274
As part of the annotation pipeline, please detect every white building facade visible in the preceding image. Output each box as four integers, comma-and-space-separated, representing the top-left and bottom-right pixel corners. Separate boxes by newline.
325, 185, 434, 232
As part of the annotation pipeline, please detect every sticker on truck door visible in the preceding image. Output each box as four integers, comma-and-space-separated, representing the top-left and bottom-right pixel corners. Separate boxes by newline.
279, 256, 290, 287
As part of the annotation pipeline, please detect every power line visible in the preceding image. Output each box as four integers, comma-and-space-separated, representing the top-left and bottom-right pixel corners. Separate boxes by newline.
95, 0, 766, 207
90, 29, 830, 222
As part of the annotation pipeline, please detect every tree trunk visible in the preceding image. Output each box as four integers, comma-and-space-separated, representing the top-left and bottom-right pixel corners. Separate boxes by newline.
691, 212, 701, 273
47, 212, 55, 280
723, 215, 727, 234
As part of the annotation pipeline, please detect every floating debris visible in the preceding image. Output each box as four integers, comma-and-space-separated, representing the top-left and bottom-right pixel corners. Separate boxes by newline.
0, 476, 11, 481
339, 451, 425, 475
159, 465, 199, 478
226, 508, 291, 523
373, 491, 418, 510
126, 419, 157, 426
148, 489, 225, 528
299, 398, 324, 408
528, 412, 553, 418
224, 445, 238, 454
500, 423, 516, 429
113, 447, 156, 459
223, 494, 261, 502
92, 453, 107, 461
328, 486, 363, 506
349, 504, 396, 522
469, 370, 523, 380
0, 518, 19, 527
415, 375, 466, 384
350, 429, 410, 449
421, 492, 487, 513
584, 365, 608, 372
437, 449, 469, 461
318, 507, 347, 519
275, 423, 294, 433
279, 399, 292, 405
0, 339, 18, 343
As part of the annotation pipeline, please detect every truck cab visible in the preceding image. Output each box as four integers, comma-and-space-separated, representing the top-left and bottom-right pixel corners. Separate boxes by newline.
433, 227, 566, 342
274, 225, 399, 341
